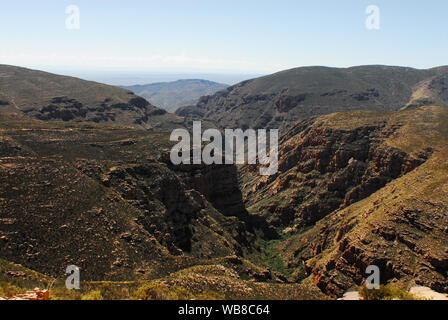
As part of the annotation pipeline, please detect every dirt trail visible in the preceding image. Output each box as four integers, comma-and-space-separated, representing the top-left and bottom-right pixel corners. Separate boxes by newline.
339, 287, 448, 300
409, 286, 448, 300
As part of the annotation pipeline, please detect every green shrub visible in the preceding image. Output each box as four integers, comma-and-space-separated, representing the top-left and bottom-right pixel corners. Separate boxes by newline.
359, 285, 415, 300
133, 283, 193, 300
100, 286, 130, 300
132, 282, 224, 300
0, 283, 23, 298
257, 239, 291, 277
49, 286, 82, 300
81, 289, 103, 300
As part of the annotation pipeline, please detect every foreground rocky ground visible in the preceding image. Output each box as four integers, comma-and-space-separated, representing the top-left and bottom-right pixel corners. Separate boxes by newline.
1, 106, 448, 300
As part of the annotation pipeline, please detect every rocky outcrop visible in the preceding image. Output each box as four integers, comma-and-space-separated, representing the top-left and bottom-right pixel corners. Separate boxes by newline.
23, 95, 170, 128
261, 106, 448, 297
302, 191, 448, 297
3, 288, 50, 301
275, 94, 308, 113
241, 114, 431, 230
76, 160, 255, 258
161, 154, 278, 239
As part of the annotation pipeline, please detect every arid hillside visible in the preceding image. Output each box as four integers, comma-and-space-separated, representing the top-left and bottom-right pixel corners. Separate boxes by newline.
0, 113, 256, 279
240, 106, 448, 296
0, 111, 328, 299
1, 65, 448, 300
177, 65, 448, 133
0, 65, 185, 131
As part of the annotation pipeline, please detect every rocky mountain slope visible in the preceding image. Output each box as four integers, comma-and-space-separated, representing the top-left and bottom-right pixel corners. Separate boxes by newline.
176, 65, 448, 133
2, 64, 448, 299
240, 106, 448, 296
123, 79, 228, 113
0, 112, 262, 281
0, 111, 329, 299
0, 65, 185, 131
3, 105, 446, 299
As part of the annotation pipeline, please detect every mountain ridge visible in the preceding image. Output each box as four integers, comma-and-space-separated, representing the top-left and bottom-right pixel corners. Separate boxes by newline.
122, 79, 228, 113
176, 65, 448, 133
0, 64, 186, 131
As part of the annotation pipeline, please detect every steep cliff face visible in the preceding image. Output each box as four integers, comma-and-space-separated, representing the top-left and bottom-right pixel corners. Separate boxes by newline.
280, 149, 448, 296
240, 106, 448, 296
76, 161, 253, 258
162, 158, 278, 240
162, 160, 247, 220
240, 110, 431, 230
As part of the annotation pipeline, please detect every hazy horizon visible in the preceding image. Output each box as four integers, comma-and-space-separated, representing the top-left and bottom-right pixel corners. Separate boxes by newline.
37, 68, 263, 86
1, 0, 447, 77
5, 62, 448, 87
11, 62, 448, 87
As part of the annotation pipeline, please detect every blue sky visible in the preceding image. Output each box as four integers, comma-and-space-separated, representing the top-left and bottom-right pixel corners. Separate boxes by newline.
0, 0, 447, 75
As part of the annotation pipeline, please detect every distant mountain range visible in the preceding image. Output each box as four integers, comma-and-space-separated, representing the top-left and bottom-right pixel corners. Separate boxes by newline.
122, 79, 228, 113
176, 65, 448, 133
